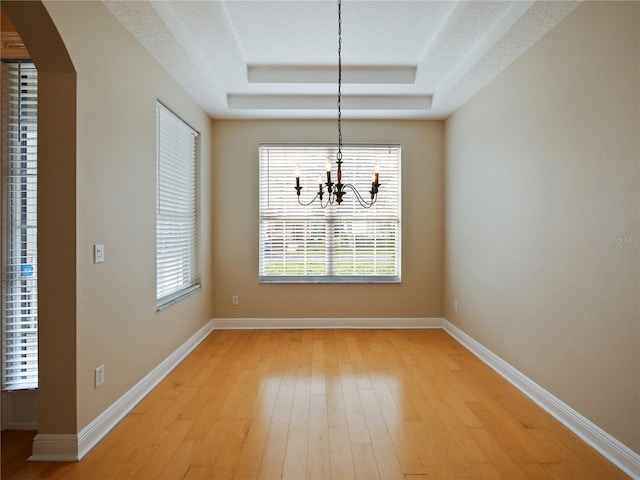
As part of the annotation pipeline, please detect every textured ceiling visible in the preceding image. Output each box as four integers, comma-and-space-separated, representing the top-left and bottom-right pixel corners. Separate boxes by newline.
103, 0, 580, 120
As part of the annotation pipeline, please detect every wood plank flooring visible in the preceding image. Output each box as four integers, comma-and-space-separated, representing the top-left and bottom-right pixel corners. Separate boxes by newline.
1, 329, 630, 479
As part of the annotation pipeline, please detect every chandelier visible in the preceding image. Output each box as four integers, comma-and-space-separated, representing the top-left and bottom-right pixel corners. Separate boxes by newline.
294, 0, 380, 208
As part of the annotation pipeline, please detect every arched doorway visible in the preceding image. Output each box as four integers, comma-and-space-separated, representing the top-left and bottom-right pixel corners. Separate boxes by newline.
2, 0, 78, 460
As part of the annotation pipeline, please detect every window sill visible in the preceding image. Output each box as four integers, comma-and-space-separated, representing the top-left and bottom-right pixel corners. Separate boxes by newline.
157, 284, 201, 311
259, 275, 401, 284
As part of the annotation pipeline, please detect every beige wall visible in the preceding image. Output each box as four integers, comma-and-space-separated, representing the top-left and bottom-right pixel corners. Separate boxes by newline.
34, 1, 214, 432
211, 120, 444, 320
445, 1, 640, 453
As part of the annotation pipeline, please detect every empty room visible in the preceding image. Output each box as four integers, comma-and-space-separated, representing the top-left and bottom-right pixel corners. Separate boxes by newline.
1, 1, 638, 479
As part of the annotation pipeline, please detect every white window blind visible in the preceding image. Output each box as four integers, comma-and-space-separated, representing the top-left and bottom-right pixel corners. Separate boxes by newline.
259, 144, 401, 282
156, 102, 199, 308
1, 62, 38, 391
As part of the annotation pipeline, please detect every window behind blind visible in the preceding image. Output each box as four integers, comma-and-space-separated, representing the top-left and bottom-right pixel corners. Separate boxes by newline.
156, 102, 200, 308
259, 144, 401, 283
1, 61, 38, 391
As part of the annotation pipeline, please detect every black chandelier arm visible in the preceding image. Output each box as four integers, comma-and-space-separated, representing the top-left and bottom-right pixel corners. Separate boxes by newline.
296, 191, 335, 209
296, 181, 379, 208
343, 183, 378, 208
296, 192, 321, 207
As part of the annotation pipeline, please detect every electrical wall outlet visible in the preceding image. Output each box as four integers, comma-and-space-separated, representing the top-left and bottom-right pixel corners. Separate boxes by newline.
95, 364, 105, 388
454, 300, 459, 312
232, 295, 239, 306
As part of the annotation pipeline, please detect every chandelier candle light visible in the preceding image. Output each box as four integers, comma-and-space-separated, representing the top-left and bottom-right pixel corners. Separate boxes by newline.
294, 0, 381, 208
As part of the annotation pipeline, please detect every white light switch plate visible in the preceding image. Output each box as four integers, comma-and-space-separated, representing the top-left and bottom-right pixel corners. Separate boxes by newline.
94, 244, 105, 263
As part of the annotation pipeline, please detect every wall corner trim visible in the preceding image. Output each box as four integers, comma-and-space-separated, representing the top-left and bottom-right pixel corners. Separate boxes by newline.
211, 317, 444, 330
442, 319, 640, 480
29, 319, 214, 462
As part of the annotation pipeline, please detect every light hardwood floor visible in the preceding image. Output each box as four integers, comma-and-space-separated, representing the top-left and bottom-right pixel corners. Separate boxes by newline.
1, 329, 630, 479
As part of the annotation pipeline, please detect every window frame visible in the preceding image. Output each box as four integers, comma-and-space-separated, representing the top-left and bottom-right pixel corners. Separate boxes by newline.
259, 143, 401, 284
155, 101, 200, 310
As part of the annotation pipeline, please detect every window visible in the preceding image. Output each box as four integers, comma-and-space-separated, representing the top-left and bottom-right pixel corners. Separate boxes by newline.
1, 61, 38, 391
259, 144, 401, 282
156, 102, 199, 308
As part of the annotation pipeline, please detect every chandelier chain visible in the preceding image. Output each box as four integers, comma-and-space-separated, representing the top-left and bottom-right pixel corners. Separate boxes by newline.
337, 0, 342, 161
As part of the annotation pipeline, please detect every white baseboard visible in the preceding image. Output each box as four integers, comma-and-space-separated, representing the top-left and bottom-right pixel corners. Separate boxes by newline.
212, 317, 444, 330
30, 434, 78, 462
29, 319, 215, 462
443, 319, 640, 480
5, 421, 39, 430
